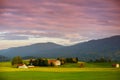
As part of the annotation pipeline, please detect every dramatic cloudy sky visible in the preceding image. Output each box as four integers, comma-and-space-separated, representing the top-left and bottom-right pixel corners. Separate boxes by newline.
0, 0, 120, 49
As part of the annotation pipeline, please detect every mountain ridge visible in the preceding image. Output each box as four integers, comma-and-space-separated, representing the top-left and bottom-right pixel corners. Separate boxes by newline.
0, 35, 120, 61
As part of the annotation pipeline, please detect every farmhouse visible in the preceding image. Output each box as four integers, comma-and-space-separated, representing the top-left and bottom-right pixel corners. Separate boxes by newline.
112, 63, 119, 68
48, 59, 61, 66
17, 64, 28, 68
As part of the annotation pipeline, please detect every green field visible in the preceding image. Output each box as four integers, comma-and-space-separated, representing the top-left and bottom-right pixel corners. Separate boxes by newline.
0, 61, 120, 80
0, 71, 120, 80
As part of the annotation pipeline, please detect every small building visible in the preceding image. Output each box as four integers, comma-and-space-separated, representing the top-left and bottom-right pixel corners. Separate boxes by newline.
48, 59, 61, 66
112, 63, 119, 68
18, 64, 28, 68
116, 64, 119, 68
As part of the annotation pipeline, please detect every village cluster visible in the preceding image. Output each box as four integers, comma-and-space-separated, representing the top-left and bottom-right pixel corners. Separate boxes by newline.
11, 56, 119, 69
12, 56, 79, 68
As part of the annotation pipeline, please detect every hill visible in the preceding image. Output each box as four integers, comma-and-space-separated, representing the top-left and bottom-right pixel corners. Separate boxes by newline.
35, 35, 120, 61
0, 55, 9, 62
0, 35, 120, 61
0, 42, 63, 57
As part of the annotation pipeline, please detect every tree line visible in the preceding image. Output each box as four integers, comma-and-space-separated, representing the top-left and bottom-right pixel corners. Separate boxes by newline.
11, 56, 78, 67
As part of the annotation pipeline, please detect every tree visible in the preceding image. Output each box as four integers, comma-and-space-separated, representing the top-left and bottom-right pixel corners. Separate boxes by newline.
57, 58, 66, 65
66, 58, 78, 63
11, 56, 23, 66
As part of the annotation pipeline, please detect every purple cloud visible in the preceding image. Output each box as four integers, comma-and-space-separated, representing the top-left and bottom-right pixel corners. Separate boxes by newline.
0, 0, 120, 41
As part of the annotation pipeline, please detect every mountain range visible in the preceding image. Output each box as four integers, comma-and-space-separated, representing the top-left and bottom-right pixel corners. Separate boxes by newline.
0, 35, 120, 61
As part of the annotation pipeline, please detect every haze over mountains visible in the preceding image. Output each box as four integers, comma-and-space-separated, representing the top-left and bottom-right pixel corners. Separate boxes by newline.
0, 35, 120, 61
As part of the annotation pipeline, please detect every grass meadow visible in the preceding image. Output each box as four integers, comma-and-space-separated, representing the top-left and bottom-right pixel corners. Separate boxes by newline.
0, 61, 120, 80
1, 71, 120, 80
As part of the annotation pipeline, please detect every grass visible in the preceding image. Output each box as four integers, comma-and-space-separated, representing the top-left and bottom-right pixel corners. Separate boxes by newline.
85, 62, 116, 68
0, 61, 120, 72
0, 61, 120, 80
0, 61, 11, 67
0, 61, 119, 68
1, 67, 120, 72
0, 71, 120, 80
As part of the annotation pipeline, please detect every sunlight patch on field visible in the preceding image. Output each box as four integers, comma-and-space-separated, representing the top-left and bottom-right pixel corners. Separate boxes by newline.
0, 67, 120, 72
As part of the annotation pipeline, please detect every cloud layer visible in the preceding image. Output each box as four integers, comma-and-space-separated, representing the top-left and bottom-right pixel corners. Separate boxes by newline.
0, 0, 120, 49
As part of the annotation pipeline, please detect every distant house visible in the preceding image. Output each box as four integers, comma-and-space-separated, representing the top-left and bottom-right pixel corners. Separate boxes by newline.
17, 64, 28, 68
112, 63, 119, 68
116, 64, 120, 68
48, 59, 61, 66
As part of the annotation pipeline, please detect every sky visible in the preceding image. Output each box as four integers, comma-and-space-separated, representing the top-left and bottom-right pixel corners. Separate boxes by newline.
0, 0, 120, 50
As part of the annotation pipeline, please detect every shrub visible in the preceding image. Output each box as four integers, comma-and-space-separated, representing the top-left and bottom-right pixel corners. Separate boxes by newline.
79, 62, 85, 68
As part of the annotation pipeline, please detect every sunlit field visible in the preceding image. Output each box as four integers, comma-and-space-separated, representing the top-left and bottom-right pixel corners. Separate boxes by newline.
1, 71, 120, 80
0, 61, 120, 80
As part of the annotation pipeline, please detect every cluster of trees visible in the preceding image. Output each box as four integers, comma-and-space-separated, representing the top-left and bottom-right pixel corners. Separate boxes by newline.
11, 56, 23, 67
11, 56, 51, 67
11, 56, 79, 67
57, 57, 78, 65
29, 58, 48, 66
89, 57, 112, 62
29, 57, 79, 66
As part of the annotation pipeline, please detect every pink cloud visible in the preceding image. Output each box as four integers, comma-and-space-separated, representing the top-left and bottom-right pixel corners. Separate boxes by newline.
0, 0, 120, 42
